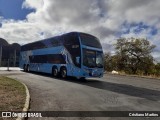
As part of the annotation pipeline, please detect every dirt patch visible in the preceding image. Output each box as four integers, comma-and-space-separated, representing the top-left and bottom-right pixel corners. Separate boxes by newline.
0, 76, 25, 111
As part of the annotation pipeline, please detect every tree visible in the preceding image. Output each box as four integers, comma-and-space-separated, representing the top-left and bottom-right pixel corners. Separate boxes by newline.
104, 52, 112, 71
104, 53, 120, 72
154, 63, 160, 76
114, 38, 156, 74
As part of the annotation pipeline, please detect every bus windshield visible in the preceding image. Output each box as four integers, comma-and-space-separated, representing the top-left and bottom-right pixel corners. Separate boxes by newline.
80, 33, 102, 48
83, 49, 103, 68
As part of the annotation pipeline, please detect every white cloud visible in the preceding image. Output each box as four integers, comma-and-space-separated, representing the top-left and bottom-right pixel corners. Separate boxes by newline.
22, 0, 44, 10
0, 0, 160, 61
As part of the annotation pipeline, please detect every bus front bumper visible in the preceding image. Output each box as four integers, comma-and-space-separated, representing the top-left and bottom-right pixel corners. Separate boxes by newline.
83, 68, 103, 78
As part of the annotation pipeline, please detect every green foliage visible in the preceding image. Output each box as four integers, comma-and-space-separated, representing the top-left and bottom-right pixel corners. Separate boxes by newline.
104, 52, 112, 71
154, 63, 160, 76
104, 37, 160, 77
104, 53, 119, 71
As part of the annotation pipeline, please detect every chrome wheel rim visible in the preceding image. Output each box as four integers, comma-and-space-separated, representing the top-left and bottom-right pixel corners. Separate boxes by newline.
62, 69, 66, 78
53, 69, 58, 76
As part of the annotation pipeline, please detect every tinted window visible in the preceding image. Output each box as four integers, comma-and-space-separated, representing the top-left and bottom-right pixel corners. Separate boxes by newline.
80, 33, 102, 48
62, 33, 81, 67
29, 54, 66, 64
44, 37, 61, 47
21, 41, 46, 51
47, 54, 66, 64
50, 38, 61, 47
83, 49, 104, 68
83, 49, 96, 68
29, 55, 47, 63
62, 33, 79, 46
21, 37, 61, 51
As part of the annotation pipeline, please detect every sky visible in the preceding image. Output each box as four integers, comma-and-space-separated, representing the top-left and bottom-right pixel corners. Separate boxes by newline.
0, 0, 160, 62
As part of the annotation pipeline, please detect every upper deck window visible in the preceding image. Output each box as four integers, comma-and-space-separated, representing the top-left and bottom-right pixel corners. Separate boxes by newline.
80, 33, 102, 49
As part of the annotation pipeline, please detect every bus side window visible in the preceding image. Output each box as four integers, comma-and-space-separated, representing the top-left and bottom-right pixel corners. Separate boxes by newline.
47, 54, 66, 64
61, 33, 80, 47
21, 42, 46, 51
51, 39, 61, 47
61, 33, 81, 67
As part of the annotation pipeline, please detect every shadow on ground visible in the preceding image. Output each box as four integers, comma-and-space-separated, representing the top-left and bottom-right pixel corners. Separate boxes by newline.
24, 71, 160, 101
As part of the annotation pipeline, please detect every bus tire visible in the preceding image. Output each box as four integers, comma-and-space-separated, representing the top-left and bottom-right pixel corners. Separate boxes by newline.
23, 64, 26, 72
52, 67, 58, 77
26, 64, 30, 72
80, 77, 86, 81
60, 67, 67, 78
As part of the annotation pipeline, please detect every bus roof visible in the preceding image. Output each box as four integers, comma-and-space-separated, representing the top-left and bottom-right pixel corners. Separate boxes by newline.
21, 31, 97, 47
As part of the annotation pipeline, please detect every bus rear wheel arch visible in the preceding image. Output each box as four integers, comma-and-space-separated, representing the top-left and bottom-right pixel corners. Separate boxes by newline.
60, 67, 67, 78
52, 66, 58, 77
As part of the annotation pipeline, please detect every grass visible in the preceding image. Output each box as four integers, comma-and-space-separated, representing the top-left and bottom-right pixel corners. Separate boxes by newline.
114, 71, 160, 80
0, 76, 26, 111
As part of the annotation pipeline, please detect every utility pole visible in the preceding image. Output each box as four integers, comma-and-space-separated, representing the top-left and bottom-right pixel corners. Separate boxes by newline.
14, 49, 16, 67
0, 46, 2, 67
7, 59, 10, 71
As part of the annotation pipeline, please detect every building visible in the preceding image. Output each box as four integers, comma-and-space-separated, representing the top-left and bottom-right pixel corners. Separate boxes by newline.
0, 38, 20, 67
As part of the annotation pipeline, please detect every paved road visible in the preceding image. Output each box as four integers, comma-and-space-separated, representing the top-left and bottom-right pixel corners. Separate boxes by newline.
2, 71, 160, 120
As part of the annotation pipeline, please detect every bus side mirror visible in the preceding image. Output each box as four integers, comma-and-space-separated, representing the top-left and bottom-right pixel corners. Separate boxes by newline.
76, 57, 80, 64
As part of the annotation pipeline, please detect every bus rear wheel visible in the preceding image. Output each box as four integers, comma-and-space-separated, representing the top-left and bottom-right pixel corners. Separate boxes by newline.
52, 67, 58, 77
60, 67, 67, 78
26, 65, 30, 72
23, 64, 26, 72
80, 77, 86, 81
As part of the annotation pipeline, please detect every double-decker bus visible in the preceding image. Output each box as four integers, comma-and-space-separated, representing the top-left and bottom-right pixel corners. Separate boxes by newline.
19, 32, 104, 79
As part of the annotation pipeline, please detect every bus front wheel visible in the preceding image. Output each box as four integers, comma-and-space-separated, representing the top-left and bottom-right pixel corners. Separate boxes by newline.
60, 67, 67, 78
